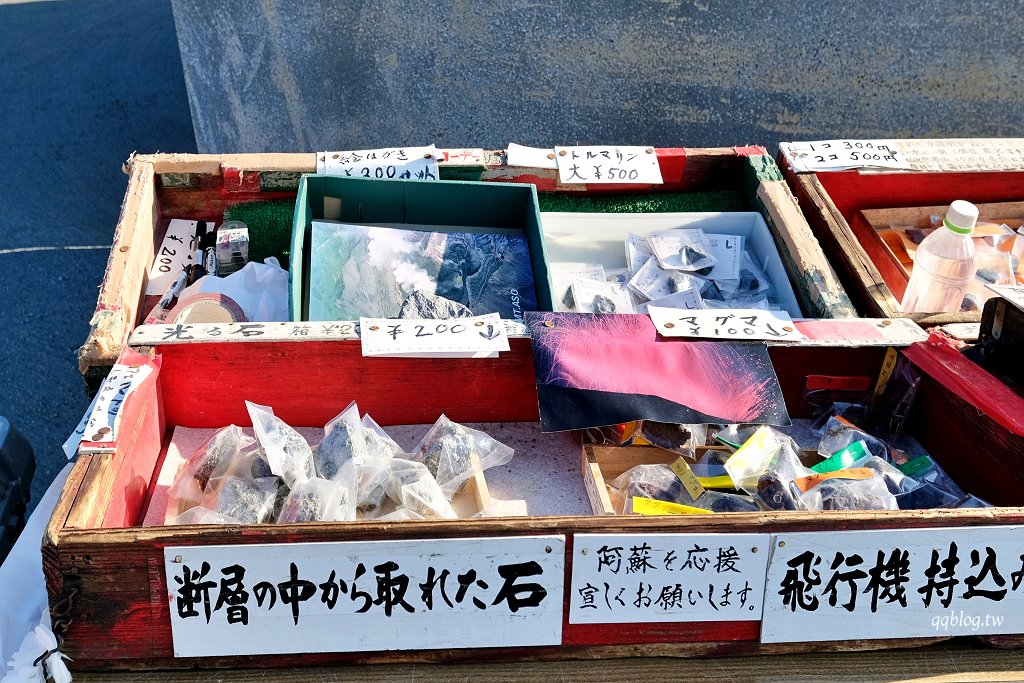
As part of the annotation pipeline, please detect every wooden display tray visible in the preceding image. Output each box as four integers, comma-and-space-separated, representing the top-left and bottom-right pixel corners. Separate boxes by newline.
45, 334, 1024, 670
780, 145, 1024, 324
78, 148, 854, 388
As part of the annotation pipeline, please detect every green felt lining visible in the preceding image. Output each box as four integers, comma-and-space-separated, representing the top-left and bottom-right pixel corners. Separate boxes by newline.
537, 190, 747, 214
222, 198, 296, 268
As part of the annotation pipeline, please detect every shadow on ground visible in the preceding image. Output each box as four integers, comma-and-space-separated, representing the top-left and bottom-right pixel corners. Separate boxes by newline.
0, 0, 197, 512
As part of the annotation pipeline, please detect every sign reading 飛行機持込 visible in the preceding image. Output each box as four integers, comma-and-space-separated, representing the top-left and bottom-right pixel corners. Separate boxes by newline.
762, 526, 1024, 642
166, 536, 565, 657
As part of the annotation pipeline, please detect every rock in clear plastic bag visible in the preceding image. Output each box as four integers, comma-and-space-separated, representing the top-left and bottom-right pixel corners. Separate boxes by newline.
800, 473, 898, 511
724, 426, 812, 511
636, 422, 707, 459
692, 490, 759, 512
361, 414, 402, 459
412, 415, 514, 498
383, 459, 458, 519
314, 401, 368, 479
203, 475, 284, 524
810, 403, 868, 436
171, 506, 242, 525
608, 464, 689, 514
817, 416, 890, 461
246, 401, 315, 488
851, 455, 918, 495
278, 472, 357, 523
170, 425, 253, 495
356, 456, 393, 517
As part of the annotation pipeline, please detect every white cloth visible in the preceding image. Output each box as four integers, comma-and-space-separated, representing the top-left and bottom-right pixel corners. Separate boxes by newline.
0, 464, 73, 679
181, 257, 289, 322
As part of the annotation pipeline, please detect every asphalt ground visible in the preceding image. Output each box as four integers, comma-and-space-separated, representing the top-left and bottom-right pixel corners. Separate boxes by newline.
0, 0, 197, 513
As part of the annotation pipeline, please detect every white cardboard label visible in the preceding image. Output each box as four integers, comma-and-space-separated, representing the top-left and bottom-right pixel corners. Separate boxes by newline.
703, 234, 743, 280
359, 313, 510, 358
77, 364, 152, 447
780, 140, 913, 172
554, 146, 663, 184
442, 148, 486, 164
318, 145, 439, 181
762, 526, 1024, 643
165, 537, 565, 656
648, 307, 806, 341
146, 219, 198, 295
987, 284, 1024, 312
506, 143, 559, 170
569, 533, 770, 624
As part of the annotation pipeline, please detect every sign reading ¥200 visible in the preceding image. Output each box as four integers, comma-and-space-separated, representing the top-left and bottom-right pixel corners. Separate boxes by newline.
165, 537, 565, 657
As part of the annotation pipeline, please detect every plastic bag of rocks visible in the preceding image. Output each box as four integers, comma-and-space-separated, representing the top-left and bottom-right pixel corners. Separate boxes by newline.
168, 425, 254, 510
690, 490, 760, 513
278, 468, 357, 523
850, 454, 919, 496
353, 413, 403, 516
608, 464, 690, 514
817, 416, 890, 461
246, 400, 315, 488
894, 455, 966, 509
313, 401, 368, 480
383, 459, 458, 520
201, 467, 285, 524
712, 424, 761, 450
796, 470, 898, 511
724, 426, 814, 511
411, 415, 513, 499
635, 422, 707, 459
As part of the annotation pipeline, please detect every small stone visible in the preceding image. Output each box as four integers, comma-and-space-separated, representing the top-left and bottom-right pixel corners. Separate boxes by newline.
420, 426, 475, 480
976, 268, 1000, 284
738, 269, 760, 292
314, 421, 361, 480
591, 294, 617, 313
679, 244, 709, 267
700, 280, 725, 301
561, 287, 576, 309
211, 478, 277, 524
398, 290, 474, 319
193, 427, 243, 490
961, 294, 981, 312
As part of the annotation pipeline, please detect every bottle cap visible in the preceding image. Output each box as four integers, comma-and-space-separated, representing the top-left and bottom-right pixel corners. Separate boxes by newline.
943, 200, 979, 235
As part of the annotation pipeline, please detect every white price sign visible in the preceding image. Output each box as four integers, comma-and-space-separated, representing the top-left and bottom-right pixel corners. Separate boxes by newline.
146, 219, 198, 295
318, 145, 439, 180
359, 313, 510, 358
554, 146, 663, 184
780, 139, 913, 172
506, 143, 558, 170
166, 537, 565, 656
69, 363, 152, 452
648, 307, 806, 342
988, 284, 1024, 312
762, 526, 1024, 643
570, 534, 770, 624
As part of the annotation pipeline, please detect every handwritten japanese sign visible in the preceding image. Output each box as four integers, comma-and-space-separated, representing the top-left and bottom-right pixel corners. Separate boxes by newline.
762, 526, 1024, 642
75, 364, 152, 448
553, 146, 663, 185
146, 219, 198, 295
780, 140, 913, 172
569, 533, 770, 624
165, 536, 565, 656
988, 284, 1024, 312
442, 148, 486, 164
648, 307, 807, 342
318, 145, 439, 181
359, 313, 510, 358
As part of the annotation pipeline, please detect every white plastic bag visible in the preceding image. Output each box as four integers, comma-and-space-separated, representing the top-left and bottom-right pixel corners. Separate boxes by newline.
278, 472, 357, 523
246, 401, 315, 488
313, 401, 368, 479
411, 415, 514, 498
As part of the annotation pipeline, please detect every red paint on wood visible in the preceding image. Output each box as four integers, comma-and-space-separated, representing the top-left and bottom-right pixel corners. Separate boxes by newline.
733, 146, 769, 157
848, 210, 910, 299
153, 338, 541, 428
222, 167, 262, 193
565, 621, 760, 645
794, 319, 890, 341
817, 169, 1024, 220
904, 333, 1024, 437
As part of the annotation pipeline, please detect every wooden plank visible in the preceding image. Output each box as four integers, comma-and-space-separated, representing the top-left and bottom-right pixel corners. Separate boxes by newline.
786, 171, 902, 318
748, 160, 857, 318
67, 644, 1024, 682
861, 200, 1024, 229
79, 161, 159, 374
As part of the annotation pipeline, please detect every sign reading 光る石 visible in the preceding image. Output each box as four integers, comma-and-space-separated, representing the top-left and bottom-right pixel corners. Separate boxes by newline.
569, 533, 771, 624
762, 526, 1024, 642
318, 145, 439, 181
553, 146, 663, 185
166, 536, 565, 657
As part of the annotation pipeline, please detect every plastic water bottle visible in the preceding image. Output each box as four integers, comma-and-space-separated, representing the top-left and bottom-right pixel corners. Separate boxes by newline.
900, 200, 978, 313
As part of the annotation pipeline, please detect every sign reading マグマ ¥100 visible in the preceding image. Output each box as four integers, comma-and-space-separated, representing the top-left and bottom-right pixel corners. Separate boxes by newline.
165, 536, 564, 657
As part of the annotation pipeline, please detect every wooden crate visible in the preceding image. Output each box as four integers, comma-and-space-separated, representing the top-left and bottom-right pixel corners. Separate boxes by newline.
780, 141, 1024, 325
78, 148, 854, 388
45, 330, 1024, 670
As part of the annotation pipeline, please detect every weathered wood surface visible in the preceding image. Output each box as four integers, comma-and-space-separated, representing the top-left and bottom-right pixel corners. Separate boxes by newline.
71, 643, 1024, 682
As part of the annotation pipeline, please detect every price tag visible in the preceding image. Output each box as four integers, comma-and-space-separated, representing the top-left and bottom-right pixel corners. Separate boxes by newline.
987, 284, 1024, 312
553, 145, 663, 184
442, 148, 486, 164
780, 139, 913, 172
359, 313, 510, 358
648, 307, 807, 342
76, 364, 153, 447
506, 143, 558, 170
318, 145, 439, 181
146, 219, 198, 295
669, 458, 706, 500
